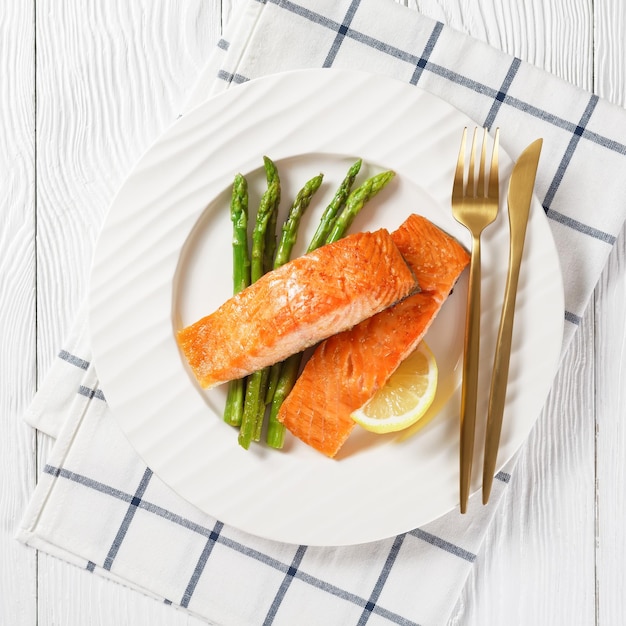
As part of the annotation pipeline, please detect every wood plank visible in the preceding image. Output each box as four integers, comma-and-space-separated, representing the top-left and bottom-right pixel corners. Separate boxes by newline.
0, 0, 38, 623
593, 3, 626, 623
34, 1, 219, 624
594, 228, 626, 626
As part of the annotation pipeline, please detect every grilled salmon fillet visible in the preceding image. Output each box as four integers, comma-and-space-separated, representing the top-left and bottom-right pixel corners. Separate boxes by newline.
276, 214, 470, 457
177, 229, 418, 389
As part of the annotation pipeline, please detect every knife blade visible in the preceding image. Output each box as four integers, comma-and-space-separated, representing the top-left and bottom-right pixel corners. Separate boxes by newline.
482, 138, 543, 503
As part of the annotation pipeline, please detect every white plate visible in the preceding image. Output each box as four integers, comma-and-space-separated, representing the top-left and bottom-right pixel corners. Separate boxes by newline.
90, 69, 563, 546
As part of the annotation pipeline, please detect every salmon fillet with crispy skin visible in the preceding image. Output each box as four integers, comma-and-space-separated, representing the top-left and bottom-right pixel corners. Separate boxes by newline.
277, 214, 470, 458
177, 229, 418, 389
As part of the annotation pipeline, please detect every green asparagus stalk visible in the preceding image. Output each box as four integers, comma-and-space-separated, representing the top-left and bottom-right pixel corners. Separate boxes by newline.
238, 162, 281, 450
265, 168, 396, 448
265, 352, 301, 449
326, 170, 395, 243
307, 159, 361, 251
240, 371, 267, 446
223, 174, 250, 427
249, 172, 324, 443
275, 173, 324, 266
262, 157, 281, 273
250, 177, 280, 283
230, 174, 251, 291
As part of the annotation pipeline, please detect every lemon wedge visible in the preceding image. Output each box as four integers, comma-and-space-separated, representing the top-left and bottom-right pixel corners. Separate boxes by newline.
351, 342, 438, 434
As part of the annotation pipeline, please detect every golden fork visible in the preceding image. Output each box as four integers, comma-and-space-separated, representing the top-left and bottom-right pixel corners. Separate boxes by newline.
451, 127, 500, 514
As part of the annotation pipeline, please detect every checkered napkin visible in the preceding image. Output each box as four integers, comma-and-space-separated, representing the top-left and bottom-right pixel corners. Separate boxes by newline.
17, 0, 626, 625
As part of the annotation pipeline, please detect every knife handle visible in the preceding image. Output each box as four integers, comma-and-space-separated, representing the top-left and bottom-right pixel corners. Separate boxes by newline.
482, 240, 523, 502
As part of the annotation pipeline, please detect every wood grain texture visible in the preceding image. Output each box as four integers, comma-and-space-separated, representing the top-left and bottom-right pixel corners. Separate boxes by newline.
594, 227, 626, 626
593, 4, 626, 623
0, 0, 38, 625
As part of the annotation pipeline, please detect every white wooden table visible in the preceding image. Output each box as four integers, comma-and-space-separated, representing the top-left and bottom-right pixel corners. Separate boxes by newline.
2, 1, 624, 624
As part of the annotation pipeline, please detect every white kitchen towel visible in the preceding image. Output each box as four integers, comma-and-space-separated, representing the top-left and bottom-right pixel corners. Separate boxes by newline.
18, 0, 626, 625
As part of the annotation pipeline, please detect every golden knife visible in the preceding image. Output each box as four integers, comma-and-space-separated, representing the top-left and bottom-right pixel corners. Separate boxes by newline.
482, 138, 543, 503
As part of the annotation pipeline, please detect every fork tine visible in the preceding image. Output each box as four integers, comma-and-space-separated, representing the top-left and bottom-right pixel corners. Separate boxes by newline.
468, 128, 478, 196
477, 128, 487, 197
452, 127, 467, 201
488, 127, 500, 199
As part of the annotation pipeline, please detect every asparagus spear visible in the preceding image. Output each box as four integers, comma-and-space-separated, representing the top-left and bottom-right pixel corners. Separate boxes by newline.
223, 174, 250, 427
248, 172, 324, 443
240, 371, 267, 447
230, 174, 251, 291
262, 157, 281, 273
238, 161, 281, 450
250, 178, 280, 282
307, 159, 361, 251
326, 170, 395, 243
265, 352, 300, 449
242, 159, 282, 437
265, 168, 396, 448
275, 173, 324, 266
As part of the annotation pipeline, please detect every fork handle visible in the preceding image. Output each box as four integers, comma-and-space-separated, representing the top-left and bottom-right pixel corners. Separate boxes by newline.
459, 234, 482, 514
